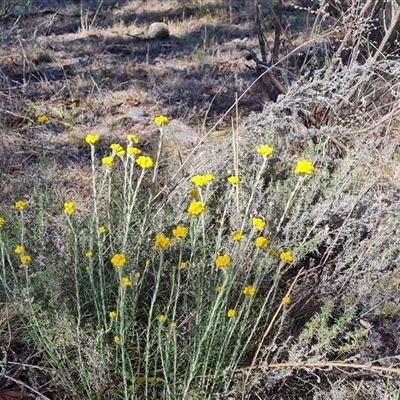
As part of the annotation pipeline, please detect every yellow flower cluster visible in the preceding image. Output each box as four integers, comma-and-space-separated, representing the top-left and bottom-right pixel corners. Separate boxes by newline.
99, 226, 106, 234
122, 277, 132, 287
86, 251, 93, 257
252, 217, 265, 231
37, 115, 49, 124
64, 201, 75, 215
227, 309, 236, 318
85, 134, 100, 145
114, 336, 120, 343
282, 296, 291, 305
257, 144, 273, 157
128, 147, 141, 156
172, 225, 187, 239
0, 217, 5, 228
232, 231, 244, 241
158, 314, 165, 322
110, 143, 126, 157
243, 286, 256, 296
15, 201, 27, 211
127, 133, 139, 143
191, 174, 214, 187
216, 286, 223, 292
136, 156, 153, 169
21, 255, 31, 265
154, 234, 171, 249
109, 311, 117, 318
295, 160, 314, 175
15, 245, 24, 254
255, 236, 268, 249
111, 253, 126, 268
154, 115, 169, 126
280, 251, 293, 263
227, 175, 240, 185
102, 156, 114, 166
180, 262, 187, 269
188, 201, 205, 216
215, 254, 230, 268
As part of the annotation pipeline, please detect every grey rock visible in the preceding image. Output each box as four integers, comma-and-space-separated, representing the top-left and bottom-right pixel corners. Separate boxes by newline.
148, 22, 169, 40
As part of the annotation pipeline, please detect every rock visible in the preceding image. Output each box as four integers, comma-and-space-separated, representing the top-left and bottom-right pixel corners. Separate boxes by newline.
148, 22, 169, 40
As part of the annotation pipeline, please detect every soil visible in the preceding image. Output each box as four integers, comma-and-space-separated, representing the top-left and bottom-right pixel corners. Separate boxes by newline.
0, 1, 269, 156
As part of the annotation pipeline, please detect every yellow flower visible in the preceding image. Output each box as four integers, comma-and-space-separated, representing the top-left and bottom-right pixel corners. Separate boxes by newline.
99, 226, 106, 233
136, 155, 153, 169
111, 253, 126, 268
191, 174, 214, 187
110, 143, 125, 157
154, 234, 171, 249
252, 217, 265, 231
227, 309, 236, 318
128, 147, 141, 156
122, 277, 132, 287
170, 322, 177, 328
215, 254, 230, 268
20, 255, 31, 265
85, 266, 90, 271
227, 175, 240, 185
282, 296, 291, 305
37, 115, 49, 124
15, 245, 24, 254
232, 231, 244, 241
180, 262, 187, 270
257, 144, 273, 157
295, 160, 314, 175
216, 286, 223, 292
146, 259, 151, 267
188, 201, 205, 216
127, 133, 139, 143
15, 201, 27, 211
114, 335, 120, 343
243, 286, 256, 296
64, 201, 75, 215
85, 134, 100, 145
136, 272, 141, 278
86, 251, 93, 257
102, 156, 114, 166
158, 314, 165, 323
109, 311, 117, 318
0, 217, 5, 228
172, 225, 187, 239
280, 251, 293, 263
255, 236, 268, 249
154, 115, 169, 126
188, 188, 199, 199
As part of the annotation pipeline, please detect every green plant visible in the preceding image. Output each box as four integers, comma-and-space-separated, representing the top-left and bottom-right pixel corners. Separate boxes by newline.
0, 116, 320, 398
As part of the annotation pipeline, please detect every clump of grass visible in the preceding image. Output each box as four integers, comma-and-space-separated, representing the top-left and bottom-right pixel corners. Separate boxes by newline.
0, 114, 318, 398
